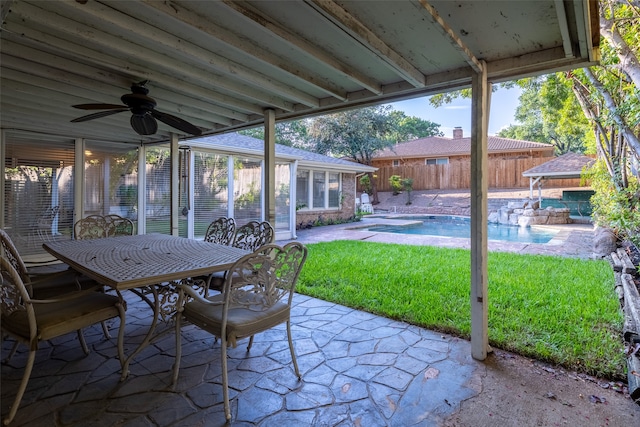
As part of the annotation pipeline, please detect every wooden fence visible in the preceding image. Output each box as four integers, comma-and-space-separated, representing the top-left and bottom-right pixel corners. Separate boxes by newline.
371, 158, 584, 192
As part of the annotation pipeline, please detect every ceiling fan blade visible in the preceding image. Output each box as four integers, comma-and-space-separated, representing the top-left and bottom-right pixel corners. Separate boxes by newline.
71, 109, 128, 123
72, 103, 128, 110
152, 110, 202, 136
131, 114, 158, 135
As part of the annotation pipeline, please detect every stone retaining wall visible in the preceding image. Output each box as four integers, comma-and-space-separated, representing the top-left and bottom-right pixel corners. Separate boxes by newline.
488, 199, 572, 226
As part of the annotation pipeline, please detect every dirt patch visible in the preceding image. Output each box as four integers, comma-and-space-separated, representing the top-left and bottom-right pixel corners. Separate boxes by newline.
444, 350, 639, 427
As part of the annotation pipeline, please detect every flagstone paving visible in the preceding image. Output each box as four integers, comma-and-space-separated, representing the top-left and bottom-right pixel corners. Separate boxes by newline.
2, 292, 481, 426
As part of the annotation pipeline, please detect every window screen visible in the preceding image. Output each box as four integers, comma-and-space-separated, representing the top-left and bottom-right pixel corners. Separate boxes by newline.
145, 145, 172, 235
234, 157, 262, 225
193, 151, 229, 237
3, 136, 75, 257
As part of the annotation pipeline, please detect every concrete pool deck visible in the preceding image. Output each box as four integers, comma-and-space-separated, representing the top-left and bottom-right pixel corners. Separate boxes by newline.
288, 216, 596, 259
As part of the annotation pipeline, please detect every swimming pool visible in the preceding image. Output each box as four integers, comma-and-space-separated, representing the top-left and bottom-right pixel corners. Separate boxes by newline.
365, 215, 559, 244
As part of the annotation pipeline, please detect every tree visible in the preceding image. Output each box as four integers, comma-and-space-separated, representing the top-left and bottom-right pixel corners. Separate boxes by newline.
239, 120, 311, 148
307, 105, 397, 203
496, 76, 591, 154
568, 0, 640, 241
388, 110, 443, 141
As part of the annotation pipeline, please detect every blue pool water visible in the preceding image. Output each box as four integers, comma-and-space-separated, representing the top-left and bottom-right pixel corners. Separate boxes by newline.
366, 216, 558, 244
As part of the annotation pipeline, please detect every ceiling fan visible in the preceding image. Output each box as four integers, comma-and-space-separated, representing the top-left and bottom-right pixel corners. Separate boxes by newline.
71, 81, 202, 136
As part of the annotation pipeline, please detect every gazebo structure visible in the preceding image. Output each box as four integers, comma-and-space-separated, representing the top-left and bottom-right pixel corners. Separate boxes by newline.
1, 1, 601, 361
523, 152, 596, 203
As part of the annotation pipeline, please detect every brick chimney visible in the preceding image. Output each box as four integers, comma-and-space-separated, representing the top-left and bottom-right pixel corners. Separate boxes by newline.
453, 127, 463, 139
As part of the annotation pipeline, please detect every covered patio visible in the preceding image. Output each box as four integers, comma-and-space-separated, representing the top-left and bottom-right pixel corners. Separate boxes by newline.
2, 0, 607, 423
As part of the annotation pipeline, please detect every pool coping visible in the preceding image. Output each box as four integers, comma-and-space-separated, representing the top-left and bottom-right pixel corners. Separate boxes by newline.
329, 214, 596, 259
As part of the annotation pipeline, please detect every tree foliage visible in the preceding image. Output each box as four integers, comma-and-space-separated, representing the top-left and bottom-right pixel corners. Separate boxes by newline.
308, 106, 398, 203
240, 108, 441, 149
571, 0, 640, 239
496, 75, 591, 154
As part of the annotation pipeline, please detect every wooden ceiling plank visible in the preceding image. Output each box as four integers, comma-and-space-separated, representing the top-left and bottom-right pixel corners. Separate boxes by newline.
220, 0, 382, 96
8, 1, 297, 112
141, 0, 349, 102
48, 0, 320, 108
418, 0, 484, 73
1, 30, 263, 118
4, 21, 252, 122
304, 0, 426, 88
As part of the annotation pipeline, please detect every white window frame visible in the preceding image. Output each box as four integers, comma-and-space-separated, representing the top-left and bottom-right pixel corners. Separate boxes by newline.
392, 159, 400, 167
425, 157, 449, 165
296, 168, 342, 210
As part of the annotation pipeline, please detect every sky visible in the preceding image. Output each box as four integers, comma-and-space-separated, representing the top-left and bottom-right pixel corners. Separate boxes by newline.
387, 85, 523, 138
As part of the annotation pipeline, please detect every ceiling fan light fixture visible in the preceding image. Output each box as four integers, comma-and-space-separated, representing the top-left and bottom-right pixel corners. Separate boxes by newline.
131, 114, 158, 135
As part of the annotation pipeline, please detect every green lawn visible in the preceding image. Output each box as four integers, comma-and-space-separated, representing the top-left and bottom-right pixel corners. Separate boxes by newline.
296, 240, 625, 379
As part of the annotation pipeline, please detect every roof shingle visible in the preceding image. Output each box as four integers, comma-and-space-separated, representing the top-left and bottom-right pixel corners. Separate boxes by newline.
374, 136, 554, 159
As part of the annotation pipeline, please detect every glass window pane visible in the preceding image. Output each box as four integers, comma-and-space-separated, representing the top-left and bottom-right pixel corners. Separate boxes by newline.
328, 173, 340, 208
296, 170, 309, 210
84, 141, 139, 226
145, 145, 172, 235
312, 171, 325, 209
234, 157, 262, 224
4, 137, 75, 257
193, 151, 229, 238
275, 163, 291, 231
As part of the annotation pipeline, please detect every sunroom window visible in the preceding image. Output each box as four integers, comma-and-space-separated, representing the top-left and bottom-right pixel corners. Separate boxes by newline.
296, 169, 341, 210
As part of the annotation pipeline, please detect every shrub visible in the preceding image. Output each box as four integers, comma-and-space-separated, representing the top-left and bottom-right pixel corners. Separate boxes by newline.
389, 175, 403, 195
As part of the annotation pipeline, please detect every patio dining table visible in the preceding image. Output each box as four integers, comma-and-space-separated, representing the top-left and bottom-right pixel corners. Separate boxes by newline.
43, 233, 249, 379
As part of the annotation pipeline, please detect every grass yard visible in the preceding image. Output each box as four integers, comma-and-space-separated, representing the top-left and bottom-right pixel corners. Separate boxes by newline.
296, 240, 625, 379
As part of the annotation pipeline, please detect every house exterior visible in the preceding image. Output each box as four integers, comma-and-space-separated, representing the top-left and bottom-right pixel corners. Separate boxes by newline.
189, 133, 376, 231
370, 128, 556, 191
373, 127, 554, 167
2, 132, 374, 258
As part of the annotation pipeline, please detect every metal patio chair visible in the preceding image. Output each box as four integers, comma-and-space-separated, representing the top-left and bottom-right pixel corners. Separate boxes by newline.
208, 220, 275, 292
173, 242, 308, 421
0, 257, 125, 425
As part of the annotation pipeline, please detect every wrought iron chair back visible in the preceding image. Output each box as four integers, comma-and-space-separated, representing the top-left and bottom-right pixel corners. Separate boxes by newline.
203, 217, 236, 245
74, 214, 134, 240
104, 214, 135, 237
232, 220, 275, 251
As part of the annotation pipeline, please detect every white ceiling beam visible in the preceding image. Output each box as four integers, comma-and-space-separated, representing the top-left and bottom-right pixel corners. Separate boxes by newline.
8, 1, 297, 112
554, 0, 575, 58
486, 46, 597, 81
140, 0, 349, 102
219, 0, 382, 96
47, 0, 320, 109
418, 0, 484, 73
304, 0, 426, 88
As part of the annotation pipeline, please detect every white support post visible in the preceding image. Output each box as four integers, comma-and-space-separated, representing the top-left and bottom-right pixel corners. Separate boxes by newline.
264, 109, 276, 225
0, 130, 5, 229
470, 61, 491, 361
74, 138, 84, 227
170, 134, 179, 236
137, 145, 145, 235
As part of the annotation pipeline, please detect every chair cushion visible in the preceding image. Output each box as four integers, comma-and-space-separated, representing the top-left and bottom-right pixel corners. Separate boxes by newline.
2, 293, 122, 343
29, 270, 100, 299
183, 295, 289, 348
